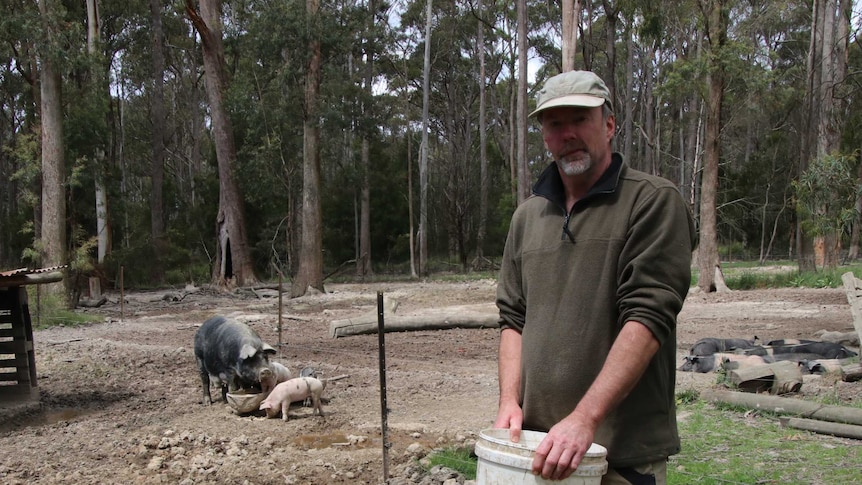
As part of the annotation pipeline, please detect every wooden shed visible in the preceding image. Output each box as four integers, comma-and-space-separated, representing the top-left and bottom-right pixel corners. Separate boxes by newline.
0, 267, 64, 404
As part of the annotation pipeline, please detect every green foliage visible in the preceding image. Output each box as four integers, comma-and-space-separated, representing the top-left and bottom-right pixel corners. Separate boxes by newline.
718, 263, 862, 290
26, 287, 100, 329
792, 152, 861, 238
675, 389, 699, 405
423, 446, 477, 480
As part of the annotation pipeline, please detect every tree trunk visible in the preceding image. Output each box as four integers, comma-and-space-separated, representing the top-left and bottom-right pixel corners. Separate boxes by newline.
516, 0, 529, 203
291, 0, 324, 297
356, 0, 375, 279
622, 25, 634, 163
85, 0, 112, 266
797, 0, 822, 272
602, 0, 616, 106
407, 117, 417, 278
149, 0, 166, 279
696, 0, 727, 293
38, 0, 67, 298
185, 0, 258, 287
418, 0, 432, 276
561, 0, 579, 72
475, 0, 488, 264
849, 159, 862, 260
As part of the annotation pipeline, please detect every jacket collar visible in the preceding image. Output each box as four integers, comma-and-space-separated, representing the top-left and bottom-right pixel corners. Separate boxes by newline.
532, 152, 624, 211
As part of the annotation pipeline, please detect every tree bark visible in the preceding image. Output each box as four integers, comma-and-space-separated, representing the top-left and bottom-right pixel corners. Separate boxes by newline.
561, 0, 579, 72
149, 0, 166, 279
418, 0, 432, 276
696, 0, 726, 293
356, 0, 375, 279
702, 389, 862, 426
291, 0, 324, 297
780, 417, 862, 440
797, 0, 822, 272
330, 302, 498, 338
38, 0, 67, 298
474, 0, 487, 264
516, 0, 529, 203
601, 0, 616, 106
86, 0, 111, 266
185, 0, 258, 287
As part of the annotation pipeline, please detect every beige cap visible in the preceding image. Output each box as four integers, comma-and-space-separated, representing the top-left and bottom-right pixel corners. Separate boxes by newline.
530, 70, 611, 118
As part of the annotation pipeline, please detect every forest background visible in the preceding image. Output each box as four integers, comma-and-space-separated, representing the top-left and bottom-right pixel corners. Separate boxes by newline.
0, 0, 861, 301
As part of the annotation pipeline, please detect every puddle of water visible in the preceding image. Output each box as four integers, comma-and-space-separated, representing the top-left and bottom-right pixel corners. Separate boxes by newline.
41, 407, 98, 425
0, 407, 98, 432
292, 432, 377, 450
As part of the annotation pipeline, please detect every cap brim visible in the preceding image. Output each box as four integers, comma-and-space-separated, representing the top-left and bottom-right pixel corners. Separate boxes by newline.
529, 94, 606, 118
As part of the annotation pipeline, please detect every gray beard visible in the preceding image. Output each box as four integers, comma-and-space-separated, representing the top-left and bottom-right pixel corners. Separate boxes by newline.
559, 156, 592, 176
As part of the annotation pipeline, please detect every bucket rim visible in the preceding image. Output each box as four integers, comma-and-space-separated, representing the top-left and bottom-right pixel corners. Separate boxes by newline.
478, 428, 608, 458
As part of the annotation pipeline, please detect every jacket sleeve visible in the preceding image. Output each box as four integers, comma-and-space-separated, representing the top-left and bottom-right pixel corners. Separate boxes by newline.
496, 208, 527, 333
616, 184, 696, 345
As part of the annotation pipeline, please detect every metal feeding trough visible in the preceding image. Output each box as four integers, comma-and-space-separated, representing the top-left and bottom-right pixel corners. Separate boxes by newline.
226, 390, 267, 414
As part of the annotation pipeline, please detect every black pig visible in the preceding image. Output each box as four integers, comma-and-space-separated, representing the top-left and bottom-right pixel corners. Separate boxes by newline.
745, 341, 857, 359
194, 315, 277, 404
688, 337, 760, 356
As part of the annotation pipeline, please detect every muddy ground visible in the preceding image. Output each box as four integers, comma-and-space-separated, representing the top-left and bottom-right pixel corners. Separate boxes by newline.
0, 280, 860, 484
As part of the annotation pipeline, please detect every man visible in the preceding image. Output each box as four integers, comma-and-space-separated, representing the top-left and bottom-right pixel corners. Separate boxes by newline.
494, 70, 696, 484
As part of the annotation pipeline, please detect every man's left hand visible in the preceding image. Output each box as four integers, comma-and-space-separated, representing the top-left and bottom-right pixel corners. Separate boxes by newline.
531, 414, 596, 480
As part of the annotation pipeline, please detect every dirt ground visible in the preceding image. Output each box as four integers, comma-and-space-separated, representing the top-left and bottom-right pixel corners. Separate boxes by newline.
0, 280, 860, 484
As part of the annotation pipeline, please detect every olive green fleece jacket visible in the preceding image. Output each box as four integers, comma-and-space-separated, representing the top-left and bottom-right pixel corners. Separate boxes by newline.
496, 154, 696, 468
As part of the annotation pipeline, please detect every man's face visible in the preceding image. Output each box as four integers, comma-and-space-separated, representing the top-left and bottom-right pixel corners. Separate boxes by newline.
540, 105, 615, 177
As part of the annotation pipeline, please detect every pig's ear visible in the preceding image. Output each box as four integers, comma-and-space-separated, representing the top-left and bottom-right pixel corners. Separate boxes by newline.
260, 401, 271, 410
240, 344, 257, 360
262, 343, 277, 355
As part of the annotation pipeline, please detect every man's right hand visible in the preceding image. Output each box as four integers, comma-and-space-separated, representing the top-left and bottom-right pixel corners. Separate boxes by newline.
493, 400, 524, 443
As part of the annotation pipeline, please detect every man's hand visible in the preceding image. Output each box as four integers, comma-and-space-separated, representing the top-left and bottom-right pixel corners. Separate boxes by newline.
493, 400, 524, 443
531, 412, 596, 480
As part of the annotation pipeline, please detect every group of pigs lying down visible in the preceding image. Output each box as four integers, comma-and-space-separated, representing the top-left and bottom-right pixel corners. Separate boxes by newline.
679, 337, 858, 373
193, 315, 326, 421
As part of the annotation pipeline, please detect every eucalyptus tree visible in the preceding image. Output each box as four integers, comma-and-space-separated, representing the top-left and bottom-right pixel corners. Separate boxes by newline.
185, 0, 259, 287
418, 0, 431, 275
354, 0, 389, 278
37, 0, 68, 296
516, 0, 528, 203
149, 0, 167, 279
475, 0, 488, 264
696, 0, 728, 292
292, 0, 324, 296
798, 0, 854, 269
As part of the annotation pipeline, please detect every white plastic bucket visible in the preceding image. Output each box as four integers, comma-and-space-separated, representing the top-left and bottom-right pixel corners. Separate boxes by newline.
474, 428, 608, 485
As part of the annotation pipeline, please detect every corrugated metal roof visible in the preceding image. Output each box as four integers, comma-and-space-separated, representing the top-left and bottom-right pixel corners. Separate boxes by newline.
0, 266, 66, 277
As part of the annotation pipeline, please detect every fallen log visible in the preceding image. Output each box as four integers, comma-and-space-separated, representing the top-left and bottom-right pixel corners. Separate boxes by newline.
701, 389, 862, 426
842, 363, 862, 382
779, 417, 862, 440
78, 296, 108, 308
840, 272, 862, 346
329, 302, 498, 338
814, 329, 860, 347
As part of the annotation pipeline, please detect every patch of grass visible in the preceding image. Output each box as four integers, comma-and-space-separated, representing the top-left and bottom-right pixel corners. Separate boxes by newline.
671, 399, 862, 484
27, 289, 101, 329
692, 262, 862, 290
424, 445, 477, 480
676, 389, 700, 405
